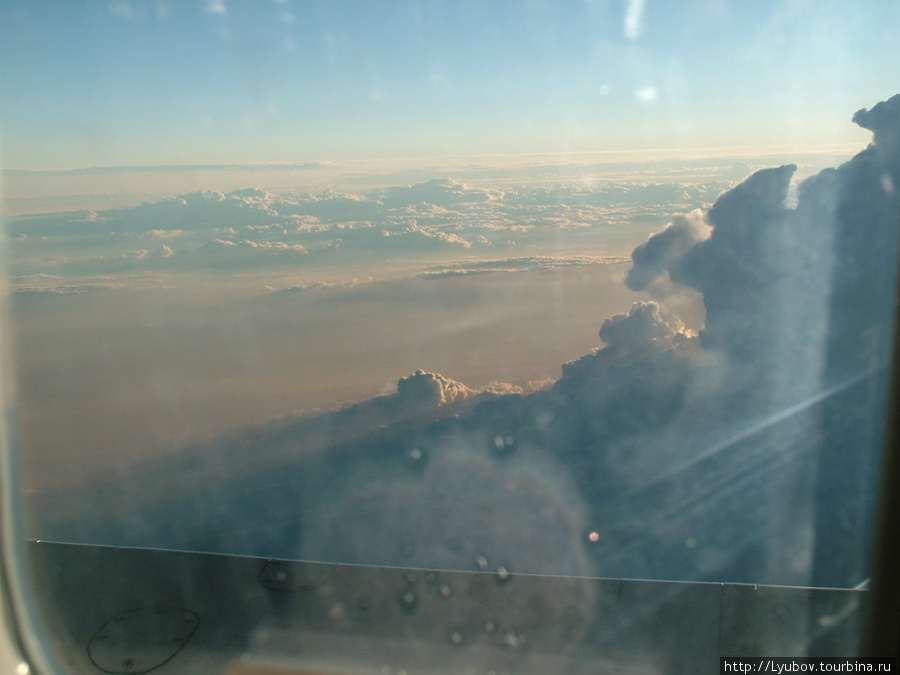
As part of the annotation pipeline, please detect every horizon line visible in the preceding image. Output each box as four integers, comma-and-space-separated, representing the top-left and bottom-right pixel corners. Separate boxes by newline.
0, 142, 868, 177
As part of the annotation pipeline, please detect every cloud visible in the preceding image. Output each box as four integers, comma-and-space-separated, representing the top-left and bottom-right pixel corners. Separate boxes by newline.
7, 172, 734, 279
852, 95, 900, 154
291, 192, 385, 223
669, 165, 806, 379
624, 161, 837, 410
144, 229, 183, 239
396, 369, 475, 408
598, 301, 691, 353
382, 178, 503, 209
269, 277, 374, 296
419, 255, 630, 279
12, 283, 119, 298
625, 210, 711, 291
610, 94, 900, 586
193, 237, 308, 267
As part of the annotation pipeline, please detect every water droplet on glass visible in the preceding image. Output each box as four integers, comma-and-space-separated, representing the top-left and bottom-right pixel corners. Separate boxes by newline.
398, 589, 418, 613
449, 629, 464, 646
439, 584, 452, 598
503, 629, 526, 649
403, 446, 428, 472
496, 565, 512, 583
484, 620, 496, 635
475, 554, 490, 571
404, 571, 418, 584
491, 433, 517, 457
425, 572, 438, 585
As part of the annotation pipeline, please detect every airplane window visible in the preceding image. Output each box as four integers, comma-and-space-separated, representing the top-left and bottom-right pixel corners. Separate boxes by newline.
1, 1, 899, 672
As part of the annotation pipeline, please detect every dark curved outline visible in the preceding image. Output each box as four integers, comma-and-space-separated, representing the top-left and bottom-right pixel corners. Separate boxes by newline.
257, 559, 337, 593
87, 606, 200, 674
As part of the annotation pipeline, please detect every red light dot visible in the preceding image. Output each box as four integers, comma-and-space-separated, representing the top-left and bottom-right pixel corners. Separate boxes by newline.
588, 531, 600, 543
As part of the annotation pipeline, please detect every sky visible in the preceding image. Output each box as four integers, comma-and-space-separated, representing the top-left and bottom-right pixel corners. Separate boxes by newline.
2, 1, 900, 592
0, 0, 897, 179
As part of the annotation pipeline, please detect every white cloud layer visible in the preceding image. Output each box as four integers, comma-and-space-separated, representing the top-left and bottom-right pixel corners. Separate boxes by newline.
7, 174, 736, 279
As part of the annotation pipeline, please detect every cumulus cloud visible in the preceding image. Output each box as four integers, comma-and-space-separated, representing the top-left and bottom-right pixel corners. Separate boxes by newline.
144, 229, 183, 239
291, 192, 385, 223
396, 369, 475, 408
200, 239, 306, 255
7, 171, 733, 279
625, 210, 711, 291
382, 178, 503, 209
598, 301, 690, 353
853, 95, 900, 154
609, 94, 900, 586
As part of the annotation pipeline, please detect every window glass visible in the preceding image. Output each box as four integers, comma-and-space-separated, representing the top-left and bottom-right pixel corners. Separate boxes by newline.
1, 0, 898, 621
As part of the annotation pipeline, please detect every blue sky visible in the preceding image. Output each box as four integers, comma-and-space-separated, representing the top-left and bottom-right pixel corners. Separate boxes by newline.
1, 0, 898, 172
